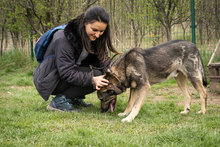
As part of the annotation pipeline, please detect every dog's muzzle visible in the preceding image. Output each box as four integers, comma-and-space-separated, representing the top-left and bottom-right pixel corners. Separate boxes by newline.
98, 84, 125, 113
100, 97, 117, 113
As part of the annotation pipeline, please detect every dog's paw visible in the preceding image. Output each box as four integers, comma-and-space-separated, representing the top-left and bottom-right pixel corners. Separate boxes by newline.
197, 110, 206, 114
197, 110, 202, 114
118, 112, 127, 117
121, 116, 133, 122
180, 110, 190, 114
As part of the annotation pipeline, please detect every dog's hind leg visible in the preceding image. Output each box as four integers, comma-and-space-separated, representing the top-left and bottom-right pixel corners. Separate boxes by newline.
189, 77, 207, 114
175, 72, 192, 114
184, 52, 207, 114
118, 88, 137, 117
121, 84, 150, 122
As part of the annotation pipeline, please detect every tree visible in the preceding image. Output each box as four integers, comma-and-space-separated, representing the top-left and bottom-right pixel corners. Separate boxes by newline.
196, 0, 220, 44
149, 0, 189, 41
122, 0, 150, 47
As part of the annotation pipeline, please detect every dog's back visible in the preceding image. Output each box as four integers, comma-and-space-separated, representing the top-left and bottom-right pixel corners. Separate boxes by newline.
141, 40, 207, 86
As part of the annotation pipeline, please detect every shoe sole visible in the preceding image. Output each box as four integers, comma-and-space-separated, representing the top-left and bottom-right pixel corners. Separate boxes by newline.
47, 105, 79, 112
47, 105, 64, 112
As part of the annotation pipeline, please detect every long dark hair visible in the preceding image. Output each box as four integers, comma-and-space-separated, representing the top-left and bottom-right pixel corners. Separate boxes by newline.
78, 6, 119, 61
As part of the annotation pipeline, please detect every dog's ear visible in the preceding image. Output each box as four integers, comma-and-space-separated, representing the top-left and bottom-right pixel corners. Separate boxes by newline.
114, 86, 123, 94
105, 69, 111, 76
106, 69, 111, 73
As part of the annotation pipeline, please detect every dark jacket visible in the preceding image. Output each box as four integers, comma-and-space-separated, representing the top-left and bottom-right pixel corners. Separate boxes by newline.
33, 19, 108, 101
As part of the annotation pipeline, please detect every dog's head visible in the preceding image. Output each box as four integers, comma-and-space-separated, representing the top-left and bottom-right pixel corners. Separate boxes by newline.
97, 69, 125, 113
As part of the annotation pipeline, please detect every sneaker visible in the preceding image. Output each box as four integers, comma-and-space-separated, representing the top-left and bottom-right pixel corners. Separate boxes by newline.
72, 98, 93, 107
47, 94, 78, 112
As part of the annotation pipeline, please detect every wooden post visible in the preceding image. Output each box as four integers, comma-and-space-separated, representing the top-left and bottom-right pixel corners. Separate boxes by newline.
208, 39, 220, 66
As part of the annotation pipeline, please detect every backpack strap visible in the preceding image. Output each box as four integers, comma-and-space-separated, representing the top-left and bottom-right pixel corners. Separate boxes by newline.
34, 24, 66, 63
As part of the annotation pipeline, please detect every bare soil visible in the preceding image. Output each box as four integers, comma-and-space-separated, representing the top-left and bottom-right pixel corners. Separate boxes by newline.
150, 86, 220, 106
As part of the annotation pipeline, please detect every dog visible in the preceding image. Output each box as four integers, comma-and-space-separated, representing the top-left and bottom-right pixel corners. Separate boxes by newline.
97, 40, 207, 122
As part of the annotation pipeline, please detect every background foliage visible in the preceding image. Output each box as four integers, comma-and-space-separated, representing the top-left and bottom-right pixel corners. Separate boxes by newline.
0, 0, 219, 56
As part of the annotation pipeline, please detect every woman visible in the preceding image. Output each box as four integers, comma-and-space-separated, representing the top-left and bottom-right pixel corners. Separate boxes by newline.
33, 6, 120, 111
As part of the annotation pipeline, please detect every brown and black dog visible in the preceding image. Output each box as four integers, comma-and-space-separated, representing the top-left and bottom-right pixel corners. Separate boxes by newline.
97, 40, 207, 122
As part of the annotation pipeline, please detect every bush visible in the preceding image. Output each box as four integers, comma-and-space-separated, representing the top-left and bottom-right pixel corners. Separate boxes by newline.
0, 50, 37, 73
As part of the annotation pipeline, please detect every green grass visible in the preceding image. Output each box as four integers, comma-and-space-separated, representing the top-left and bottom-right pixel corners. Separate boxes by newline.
0, 51, 220, 146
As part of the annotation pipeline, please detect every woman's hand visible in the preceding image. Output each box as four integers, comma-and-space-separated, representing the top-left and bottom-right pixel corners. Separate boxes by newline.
92, 75, 109, 90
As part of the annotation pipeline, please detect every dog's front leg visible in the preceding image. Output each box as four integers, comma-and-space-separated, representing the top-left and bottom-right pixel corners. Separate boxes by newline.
121, 84, 150, 122
118, 88, 137, 117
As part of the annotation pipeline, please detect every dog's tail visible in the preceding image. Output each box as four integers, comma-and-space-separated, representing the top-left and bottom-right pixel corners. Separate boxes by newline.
198, 51, 208, 87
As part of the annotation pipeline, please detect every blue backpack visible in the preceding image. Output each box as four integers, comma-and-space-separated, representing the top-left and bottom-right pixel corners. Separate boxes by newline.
34, 24, 66, 63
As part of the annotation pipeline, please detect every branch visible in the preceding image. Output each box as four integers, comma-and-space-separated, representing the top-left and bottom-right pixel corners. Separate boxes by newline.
82, 0, 98, 11
29, 0, 45, 33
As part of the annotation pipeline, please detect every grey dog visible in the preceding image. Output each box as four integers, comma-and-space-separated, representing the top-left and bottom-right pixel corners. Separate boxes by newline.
98, 40, 207, 122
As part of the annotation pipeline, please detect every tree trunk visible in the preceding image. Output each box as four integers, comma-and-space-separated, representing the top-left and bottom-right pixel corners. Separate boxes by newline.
10, 31, 19, 50
166, 26, 172, 41
197, 19, 203, 45
0, 27, 4, 56
5, 31, 8, 50
181, 23, 186, 40
131, 19, 138, 47
214, 0, 220, 39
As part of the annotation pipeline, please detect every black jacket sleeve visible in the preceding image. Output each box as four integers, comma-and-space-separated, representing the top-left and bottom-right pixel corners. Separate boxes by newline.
54, 38, 93, 87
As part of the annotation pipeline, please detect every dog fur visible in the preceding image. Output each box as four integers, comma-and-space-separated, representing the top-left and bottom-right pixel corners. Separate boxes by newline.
97, 40, 207, 122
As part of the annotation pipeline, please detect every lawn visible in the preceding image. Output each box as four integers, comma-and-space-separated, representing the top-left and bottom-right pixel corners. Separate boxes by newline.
0, 51, 220, 146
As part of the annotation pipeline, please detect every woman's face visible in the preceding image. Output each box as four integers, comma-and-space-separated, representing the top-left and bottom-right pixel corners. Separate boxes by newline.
85, 21, 107, 41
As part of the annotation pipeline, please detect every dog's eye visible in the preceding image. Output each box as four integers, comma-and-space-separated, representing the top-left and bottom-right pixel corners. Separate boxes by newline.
107, 90, 115, 95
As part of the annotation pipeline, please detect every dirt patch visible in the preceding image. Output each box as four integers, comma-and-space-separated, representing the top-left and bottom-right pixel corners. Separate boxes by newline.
151, 96, 166, 102
10, 86, 32, 90
150, 86, 220, 106
206, 89, 220, 105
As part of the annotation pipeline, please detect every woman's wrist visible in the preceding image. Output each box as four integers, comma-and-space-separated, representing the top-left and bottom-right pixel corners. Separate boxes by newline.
91, 76, 96, 89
